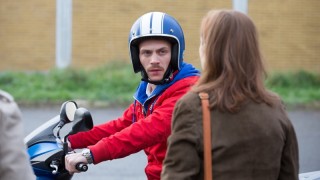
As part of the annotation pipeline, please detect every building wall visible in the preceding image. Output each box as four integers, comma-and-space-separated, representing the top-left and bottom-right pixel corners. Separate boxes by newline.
0, 0, 319, 72
0, 0, 55, 70
250, 0, 320, 72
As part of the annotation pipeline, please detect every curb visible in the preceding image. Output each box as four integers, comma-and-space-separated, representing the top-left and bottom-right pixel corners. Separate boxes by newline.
18, 100, 130, 109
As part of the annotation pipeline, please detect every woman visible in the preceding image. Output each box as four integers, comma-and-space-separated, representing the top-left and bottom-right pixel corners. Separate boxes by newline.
161, 10, 299, 180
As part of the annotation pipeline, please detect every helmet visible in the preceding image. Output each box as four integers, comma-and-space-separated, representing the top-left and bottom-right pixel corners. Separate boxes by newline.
128, 12, 185, 78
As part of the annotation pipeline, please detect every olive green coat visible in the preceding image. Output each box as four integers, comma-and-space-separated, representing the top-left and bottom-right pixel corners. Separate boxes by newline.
161, 91, 299, 180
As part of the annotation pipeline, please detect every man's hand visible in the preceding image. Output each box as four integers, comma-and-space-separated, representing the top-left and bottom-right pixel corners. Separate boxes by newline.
65, 152, 88, 173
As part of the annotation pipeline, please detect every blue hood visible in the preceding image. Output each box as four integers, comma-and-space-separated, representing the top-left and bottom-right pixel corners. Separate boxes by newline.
133, 62, 200, 106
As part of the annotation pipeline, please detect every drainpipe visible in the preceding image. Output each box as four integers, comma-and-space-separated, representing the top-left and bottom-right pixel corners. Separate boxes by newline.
232, 0, 248, 14
56, 0, 72, 69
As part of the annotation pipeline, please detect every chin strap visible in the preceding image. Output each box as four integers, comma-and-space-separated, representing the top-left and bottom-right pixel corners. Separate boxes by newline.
141, 66, 173, 85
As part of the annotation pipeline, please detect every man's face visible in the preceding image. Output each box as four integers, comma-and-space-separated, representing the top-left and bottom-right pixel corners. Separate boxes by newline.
139, 39, 172, 82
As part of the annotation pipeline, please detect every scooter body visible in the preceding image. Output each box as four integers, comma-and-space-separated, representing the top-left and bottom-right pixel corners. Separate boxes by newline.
25, 116, 72, 180
24, 101, 93, 180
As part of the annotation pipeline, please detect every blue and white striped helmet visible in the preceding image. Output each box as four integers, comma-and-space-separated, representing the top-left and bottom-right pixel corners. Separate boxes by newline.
129, 12, 185, 73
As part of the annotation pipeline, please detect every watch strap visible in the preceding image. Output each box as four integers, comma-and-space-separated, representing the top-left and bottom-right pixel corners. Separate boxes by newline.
82, 148, 93, 164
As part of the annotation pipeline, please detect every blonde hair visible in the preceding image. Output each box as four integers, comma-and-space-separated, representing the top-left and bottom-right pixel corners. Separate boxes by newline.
193, 9, 278, 112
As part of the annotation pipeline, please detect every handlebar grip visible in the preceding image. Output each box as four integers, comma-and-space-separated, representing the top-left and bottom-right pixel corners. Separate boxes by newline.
76, 163, 88, 172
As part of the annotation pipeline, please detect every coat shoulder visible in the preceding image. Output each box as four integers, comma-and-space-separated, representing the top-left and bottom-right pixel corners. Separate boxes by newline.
176, 91, 202, 110
180, 90, 199, 100
0, 89, 14, 104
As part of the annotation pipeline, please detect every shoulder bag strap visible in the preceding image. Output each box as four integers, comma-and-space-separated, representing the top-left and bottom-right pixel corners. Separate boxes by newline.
199, 92, 212, 180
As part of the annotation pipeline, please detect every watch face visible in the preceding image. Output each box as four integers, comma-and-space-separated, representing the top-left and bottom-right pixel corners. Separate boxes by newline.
82, 149, 90, 154
82, 149, 93, 164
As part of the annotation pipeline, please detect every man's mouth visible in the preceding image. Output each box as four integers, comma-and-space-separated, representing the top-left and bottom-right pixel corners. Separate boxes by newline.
148, 68, 163, 73
149, 69, 161, 72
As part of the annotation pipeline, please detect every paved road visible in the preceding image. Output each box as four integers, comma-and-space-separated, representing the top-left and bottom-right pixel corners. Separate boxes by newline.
21, 106, 320, 179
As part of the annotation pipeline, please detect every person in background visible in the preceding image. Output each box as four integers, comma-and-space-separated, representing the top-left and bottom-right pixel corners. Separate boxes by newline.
64, 11, 200, 179
0, 89, 36, 180
161, 9, 299, 180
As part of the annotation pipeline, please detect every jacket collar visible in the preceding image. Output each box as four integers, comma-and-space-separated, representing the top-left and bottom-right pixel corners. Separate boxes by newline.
133, 62, 200, 106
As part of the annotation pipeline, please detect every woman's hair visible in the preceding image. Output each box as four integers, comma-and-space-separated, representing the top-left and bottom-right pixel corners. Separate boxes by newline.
193, 9, 278, 113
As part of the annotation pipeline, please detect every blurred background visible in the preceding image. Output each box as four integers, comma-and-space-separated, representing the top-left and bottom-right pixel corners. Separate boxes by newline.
1, 1, 320, 178
0, 0, 319, 106
1, 0, 319, 72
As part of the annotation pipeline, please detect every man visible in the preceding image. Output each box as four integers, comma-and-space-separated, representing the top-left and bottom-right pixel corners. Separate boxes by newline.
65, 12, 200, 179
0, 89, 36, 180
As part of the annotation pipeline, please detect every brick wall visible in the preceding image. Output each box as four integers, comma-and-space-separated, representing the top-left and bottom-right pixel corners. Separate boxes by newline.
0, 0, 319, 72
250, 0, 320, 72
71, 0, 232, 70
0, 0, 55, 70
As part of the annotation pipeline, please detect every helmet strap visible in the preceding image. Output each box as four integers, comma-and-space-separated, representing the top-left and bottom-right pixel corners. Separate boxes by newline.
141, 65, 173, 85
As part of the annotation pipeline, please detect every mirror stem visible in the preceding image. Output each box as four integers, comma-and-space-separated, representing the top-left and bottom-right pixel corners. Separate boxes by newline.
63, 134, 70, 155
56, 127, 62, 140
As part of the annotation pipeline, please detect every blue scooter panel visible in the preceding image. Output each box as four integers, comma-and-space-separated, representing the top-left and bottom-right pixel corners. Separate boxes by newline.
29, 142, 62, 179
28, 142, 60, 159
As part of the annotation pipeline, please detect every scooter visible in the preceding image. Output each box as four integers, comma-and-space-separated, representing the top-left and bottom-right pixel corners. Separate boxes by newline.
24, 101, 94, 180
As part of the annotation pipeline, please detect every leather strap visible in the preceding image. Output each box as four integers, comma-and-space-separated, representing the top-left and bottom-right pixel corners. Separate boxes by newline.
199, 92, 212, 180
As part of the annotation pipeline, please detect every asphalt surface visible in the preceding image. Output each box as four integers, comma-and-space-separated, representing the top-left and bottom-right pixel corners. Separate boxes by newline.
21, 106, 320, 179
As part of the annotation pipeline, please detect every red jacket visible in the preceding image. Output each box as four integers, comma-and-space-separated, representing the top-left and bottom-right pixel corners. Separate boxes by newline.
68, 64, 199, 179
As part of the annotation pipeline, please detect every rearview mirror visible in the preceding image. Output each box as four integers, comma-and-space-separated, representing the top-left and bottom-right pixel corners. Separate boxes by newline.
59, 101, 78, 128
69, 107, 93, 135
63, 107, 93, 155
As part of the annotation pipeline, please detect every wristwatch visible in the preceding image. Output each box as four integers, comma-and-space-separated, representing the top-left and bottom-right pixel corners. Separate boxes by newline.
81, 148, 93, 164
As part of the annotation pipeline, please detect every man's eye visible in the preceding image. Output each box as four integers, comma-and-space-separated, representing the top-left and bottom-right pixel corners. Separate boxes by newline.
160, 50, 168, 54
141, 51, 150, 56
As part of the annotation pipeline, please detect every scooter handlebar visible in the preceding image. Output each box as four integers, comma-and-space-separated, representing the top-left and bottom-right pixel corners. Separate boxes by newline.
76, 163, 88, 172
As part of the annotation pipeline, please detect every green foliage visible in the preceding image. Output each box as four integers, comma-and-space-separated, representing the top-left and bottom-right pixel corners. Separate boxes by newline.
266, 71, 320, 88
265, 71, 320, 106
0, 62, 140, 106
1, 65, 319, 108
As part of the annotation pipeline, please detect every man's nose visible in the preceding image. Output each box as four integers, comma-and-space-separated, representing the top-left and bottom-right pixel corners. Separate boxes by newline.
150, 53, 160, 64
